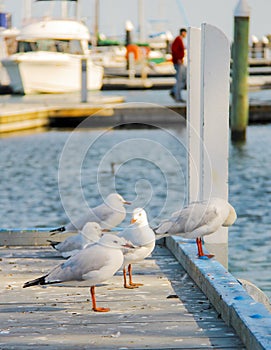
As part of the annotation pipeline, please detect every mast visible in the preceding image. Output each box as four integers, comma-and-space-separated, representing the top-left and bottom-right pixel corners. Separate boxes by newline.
138, 0, 144, 42
23, 0, 32, 24
61, 1, 68, 18
93, 0, 99, 46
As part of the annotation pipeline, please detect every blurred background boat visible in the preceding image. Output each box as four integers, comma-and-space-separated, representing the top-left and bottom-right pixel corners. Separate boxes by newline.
0, 10, 19, 90
1, 1, 104, 94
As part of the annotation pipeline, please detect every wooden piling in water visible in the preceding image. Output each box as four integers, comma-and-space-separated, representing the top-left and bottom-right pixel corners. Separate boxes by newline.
231, 0, 250, 141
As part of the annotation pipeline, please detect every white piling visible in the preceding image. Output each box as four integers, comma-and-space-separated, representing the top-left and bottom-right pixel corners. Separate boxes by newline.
186, 27, 201, 204
199, 23, 230, 204
128, 52, 136, 79
81, 57, 87, 103
187, 24, 231, 267
200, 24, 231, 266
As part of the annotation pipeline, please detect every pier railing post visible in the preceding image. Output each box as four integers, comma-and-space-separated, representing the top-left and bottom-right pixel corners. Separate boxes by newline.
187, 24, 231, 267
231, 0, 250, 141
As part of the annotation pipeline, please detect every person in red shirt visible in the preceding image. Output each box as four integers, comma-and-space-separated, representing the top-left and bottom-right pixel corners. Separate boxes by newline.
170, 28, 187, 102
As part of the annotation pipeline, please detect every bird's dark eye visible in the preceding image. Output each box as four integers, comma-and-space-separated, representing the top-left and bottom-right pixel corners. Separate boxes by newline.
113, 240, 118, 244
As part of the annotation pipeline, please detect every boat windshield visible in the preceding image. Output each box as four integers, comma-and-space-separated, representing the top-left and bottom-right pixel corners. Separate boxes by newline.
16, 39, 84, 54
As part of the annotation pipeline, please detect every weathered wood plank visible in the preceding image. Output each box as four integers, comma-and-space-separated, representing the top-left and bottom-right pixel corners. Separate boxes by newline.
0, 245, 245, 349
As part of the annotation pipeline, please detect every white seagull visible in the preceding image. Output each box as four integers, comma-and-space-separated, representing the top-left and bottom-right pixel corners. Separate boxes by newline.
48, 222, 104, 258
118, 208, 155, 289
50, 193, 131, 234
154, 198, 237, 258
23, 234, 135, 312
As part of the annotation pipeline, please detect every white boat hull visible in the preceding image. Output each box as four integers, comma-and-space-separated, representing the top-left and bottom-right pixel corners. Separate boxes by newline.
2, 51, 104, 94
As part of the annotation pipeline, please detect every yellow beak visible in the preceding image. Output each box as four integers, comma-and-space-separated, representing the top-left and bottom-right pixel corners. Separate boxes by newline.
130, 218, 137, 224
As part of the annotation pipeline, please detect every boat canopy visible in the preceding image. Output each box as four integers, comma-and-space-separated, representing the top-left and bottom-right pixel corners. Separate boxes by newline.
18, 19, 90, 41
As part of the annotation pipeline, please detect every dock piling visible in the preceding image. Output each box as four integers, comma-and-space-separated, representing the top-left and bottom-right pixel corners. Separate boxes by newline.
187, 24, 231, 267
81, 57, 87, 103
125, 20, 134, 70
231, 0, 250, 141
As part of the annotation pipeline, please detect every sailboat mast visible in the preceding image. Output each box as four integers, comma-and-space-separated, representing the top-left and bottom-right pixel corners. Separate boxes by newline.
76, 0, 81, 20
61, 1, 68, 18
138, 0, 144, 42
23, 0, 32, 24
92, 0, 99, 47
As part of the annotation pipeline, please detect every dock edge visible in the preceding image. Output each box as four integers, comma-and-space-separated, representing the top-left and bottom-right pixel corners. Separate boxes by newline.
166, 236, 271, 350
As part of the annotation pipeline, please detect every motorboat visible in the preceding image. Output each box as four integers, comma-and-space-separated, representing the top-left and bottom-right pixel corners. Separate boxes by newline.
2, 19, 104, 94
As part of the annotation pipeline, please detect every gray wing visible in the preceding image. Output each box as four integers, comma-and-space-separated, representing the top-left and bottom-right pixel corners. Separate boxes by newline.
46, 244, 111, 283
92, 204, 125, 229
155, 201, 219, 235
65, 208, 101, 231
56, 234, 84, 253
65, 204, 115, 231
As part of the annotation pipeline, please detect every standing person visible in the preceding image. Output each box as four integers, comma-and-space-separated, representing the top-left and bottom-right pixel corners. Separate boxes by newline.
170, 28, 187, 102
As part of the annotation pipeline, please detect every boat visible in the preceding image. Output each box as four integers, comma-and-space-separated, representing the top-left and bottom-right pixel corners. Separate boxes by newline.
2, 18, 104, 94
0, 11, 19, 89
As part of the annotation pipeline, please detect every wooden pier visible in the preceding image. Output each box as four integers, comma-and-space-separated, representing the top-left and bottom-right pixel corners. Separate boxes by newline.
1, 231, 271, 349
0, 237, 246, 349
1, 89, 271, 133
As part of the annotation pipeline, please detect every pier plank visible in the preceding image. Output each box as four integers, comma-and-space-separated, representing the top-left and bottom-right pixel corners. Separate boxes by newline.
0, 245, 245, 349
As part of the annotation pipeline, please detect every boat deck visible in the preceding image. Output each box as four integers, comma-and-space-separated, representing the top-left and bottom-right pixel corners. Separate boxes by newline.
0, 243, 245, 349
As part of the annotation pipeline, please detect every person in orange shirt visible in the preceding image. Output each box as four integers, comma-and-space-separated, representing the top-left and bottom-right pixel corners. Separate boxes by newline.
170, 28, 187, 102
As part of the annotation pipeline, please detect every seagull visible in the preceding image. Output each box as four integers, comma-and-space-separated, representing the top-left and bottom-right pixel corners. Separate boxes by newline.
47, 222, 104, 258
154, 198, 237, 258
50, 193, 131, 234
23, 234, 135, 312
118, 208, 155, 289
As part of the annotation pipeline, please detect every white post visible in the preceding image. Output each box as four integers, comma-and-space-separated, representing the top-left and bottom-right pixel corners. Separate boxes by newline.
186, 27, 201, 204
187, 24, 231, 267
200, 23, 231, 266
23, 0, 32, 24
81, 58, 87, 103
128, 53, 136, 79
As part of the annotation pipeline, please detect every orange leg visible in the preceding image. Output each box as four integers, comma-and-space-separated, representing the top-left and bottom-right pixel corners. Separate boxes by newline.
123, 264, 143, 289
128, 264, 143, 287
196, 238, 214, 259
123, 266, 137, 289
90, 286, 110, 312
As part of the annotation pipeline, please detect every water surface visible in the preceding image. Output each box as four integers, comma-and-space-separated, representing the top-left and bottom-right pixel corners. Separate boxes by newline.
0, 124, 270, 300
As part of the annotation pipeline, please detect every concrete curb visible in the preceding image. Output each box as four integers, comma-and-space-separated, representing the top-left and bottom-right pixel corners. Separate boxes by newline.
166, 236, 271, 350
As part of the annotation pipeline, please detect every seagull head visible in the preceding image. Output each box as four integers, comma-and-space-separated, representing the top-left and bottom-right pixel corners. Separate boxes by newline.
130, 207, 148, 226
80, 222, 103, 239
80, 222, 105, 244
106, 193, 131, 207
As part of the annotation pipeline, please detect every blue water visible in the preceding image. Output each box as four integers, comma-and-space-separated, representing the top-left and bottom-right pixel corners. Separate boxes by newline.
228, 125, 271, 298
0, 124, 270, 300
